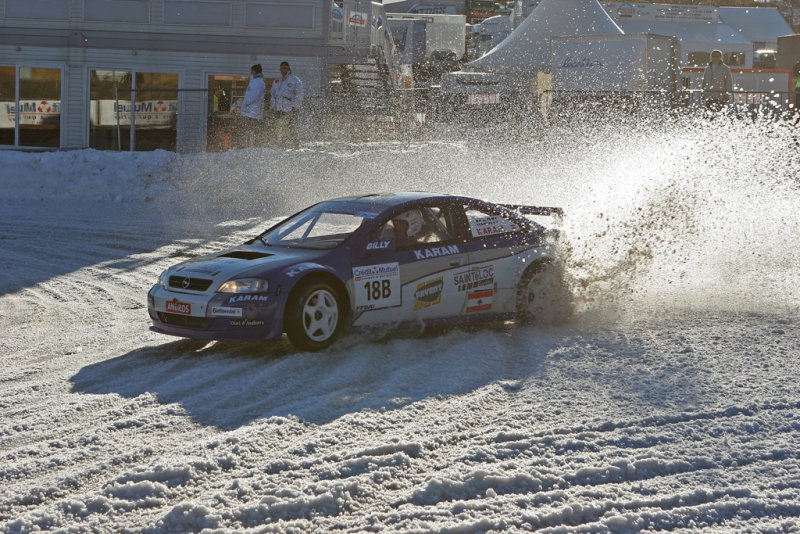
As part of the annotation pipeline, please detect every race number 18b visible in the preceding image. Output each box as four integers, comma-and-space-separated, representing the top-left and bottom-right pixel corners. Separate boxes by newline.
352, 262, 401, 310
364, 279, 392, 301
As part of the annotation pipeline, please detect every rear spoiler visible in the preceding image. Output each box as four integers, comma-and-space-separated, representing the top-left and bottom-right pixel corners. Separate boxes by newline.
498, 204, 564, 218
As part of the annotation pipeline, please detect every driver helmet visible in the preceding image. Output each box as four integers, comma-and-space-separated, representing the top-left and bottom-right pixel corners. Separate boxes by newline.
394, 209, 423, 238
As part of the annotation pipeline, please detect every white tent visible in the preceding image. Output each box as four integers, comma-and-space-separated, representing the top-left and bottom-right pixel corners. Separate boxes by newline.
467, 0, 623, 73
719, 7, 794, 50
615, 18, 752, 67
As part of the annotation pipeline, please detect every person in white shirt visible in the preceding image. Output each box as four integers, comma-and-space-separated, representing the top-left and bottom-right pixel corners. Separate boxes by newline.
701, 50, 733, 112
270, 61, 303, 149
239, 64, 266, 147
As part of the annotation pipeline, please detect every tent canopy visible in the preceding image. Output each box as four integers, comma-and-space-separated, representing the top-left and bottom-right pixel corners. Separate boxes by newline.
468, 0, 623, 73
719, 7, 794, 47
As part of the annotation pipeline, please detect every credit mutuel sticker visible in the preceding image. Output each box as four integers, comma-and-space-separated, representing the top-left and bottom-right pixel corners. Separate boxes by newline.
353, 262, 401, 310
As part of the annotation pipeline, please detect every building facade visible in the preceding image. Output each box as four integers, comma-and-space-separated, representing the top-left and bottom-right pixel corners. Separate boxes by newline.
0, 0, 388, 152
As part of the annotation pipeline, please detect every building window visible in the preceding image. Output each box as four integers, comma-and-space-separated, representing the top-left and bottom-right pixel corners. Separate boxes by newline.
687, 52, 710, 66
90, 70, 131, 150
724, 52, 745, 67
206, 74, 250, 151
135, 72, 178, 151
0, 66, 15, 146
19, 68, 62, 147
90, 70, 178, 151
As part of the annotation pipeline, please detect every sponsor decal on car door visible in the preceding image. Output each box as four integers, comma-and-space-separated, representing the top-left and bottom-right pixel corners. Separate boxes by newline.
351, 245, 467, 326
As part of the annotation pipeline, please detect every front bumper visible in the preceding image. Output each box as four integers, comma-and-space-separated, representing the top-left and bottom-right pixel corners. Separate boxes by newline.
147, 285, 283, 342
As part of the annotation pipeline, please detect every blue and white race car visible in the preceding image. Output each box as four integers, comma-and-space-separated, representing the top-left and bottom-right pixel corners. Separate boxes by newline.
148, 193, 565, 351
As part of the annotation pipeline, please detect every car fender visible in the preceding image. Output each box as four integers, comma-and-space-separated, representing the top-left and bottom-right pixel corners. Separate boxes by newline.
276, 263, 351, 327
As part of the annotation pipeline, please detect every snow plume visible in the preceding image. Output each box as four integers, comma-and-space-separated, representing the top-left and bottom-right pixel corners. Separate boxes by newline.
1, 114, 797, 320
544, 115, 800, 319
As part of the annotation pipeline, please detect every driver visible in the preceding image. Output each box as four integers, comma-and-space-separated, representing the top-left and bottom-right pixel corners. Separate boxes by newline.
392, 209, 425, 245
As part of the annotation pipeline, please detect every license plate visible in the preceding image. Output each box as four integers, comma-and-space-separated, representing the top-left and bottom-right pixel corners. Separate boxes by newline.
165, 300, 191, 315
468, 93, 500, 105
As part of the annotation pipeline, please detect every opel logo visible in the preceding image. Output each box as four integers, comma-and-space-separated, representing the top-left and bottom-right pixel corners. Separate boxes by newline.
181, 277, 191, 289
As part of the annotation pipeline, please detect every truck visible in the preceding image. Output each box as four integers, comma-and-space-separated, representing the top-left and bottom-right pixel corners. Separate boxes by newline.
387, 13, 467, 60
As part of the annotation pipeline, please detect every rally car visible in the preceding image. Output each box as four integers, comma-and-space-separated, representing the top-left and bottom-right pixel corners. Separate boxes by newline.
148, 193, 564, 351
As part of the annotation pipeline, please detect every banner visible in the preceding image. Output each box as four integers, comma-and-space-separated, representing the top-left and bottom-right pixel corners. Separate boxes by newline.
348, 10, 366, 27
0, 100, 61, 128
91, 99, 177, 128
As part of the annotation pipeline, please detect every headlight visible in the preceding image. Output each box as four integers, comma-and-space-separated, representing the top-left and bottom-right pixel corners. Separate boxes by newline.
158, 270, 169, 286
217, 278, 269, 293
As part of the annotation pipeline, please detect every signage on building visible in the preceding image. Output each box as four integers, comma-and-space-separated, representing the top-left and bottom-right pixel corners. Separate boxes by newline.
604, 2, 719, 23
348, 10, 367, 27
332, 4, 344, 23
91, 100, 177, 127
0, 100, 61, 128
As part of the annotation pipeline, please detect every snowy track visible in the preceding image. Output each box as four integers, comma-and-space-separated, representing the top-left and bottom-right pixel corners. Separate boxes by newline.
1, 119, 799, 532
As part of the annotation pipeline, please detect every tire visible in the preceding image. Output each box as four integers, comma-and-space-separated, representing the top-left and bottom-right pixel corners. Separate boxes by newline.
285, 279, 344, 351
516, 259, 571, 325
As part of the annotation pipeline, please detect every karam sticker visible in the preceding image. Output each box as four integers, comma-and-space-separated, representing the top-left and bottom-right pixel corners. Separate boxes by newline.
227, 295, 269, 304
165, 300, 191, 315
413, 244, 460, 261
469, 216, 519, 238
353, 262, 401, 311
414, 276, 443, 310
466, 290, 493, 313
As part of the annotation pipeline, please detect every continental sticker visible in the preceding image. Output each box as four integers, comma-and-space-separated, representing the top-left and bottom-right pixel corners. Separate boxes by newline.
211, 306, 242, 317
414, 276, 443, 310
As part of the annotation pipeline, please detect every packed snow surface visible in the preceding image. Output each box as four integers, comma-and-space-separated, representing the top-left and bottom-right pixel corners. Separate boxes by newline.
1, 116, 799, 533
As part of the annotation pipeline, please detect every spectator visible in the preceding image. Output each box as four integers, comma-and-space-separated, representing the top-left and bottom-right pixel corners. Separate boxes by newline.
701, 50, 732, 112
240, 64, 266, 146
213, 86, 229, 112
793, 60, 800, 116
270, 61, 303, 149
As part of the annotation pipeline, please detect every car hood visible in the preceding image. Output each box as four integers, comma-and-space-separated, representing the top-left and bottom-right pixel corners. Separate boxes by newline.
165, 245, 326, 291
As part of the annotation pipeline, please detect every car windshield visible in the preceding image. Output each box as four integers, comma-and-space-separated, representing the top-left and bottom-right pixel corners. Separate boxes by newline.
259, 208, 372, 249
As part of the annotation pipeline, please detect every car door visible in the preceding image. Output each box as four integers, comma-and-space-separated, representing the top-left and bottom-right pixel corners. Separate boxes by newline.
453, 202, 533, 315
350, 202, 468, 327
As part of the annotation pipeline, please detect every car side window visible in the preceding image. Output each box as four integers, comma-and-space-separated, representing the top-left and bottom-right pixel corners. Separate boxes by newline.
372, 205, 455, 249
464, 206, 521, 239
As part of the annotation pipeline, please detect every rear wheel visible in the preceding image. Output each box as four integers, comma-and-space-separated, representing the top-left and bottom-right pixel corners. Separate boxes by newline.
285, 280, 343, 351
516, 259, 570, 325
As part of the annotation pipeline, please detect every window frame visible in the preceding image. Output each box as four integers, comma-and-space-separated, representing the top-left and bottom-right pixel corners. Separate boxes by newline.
0, 63, 65, 149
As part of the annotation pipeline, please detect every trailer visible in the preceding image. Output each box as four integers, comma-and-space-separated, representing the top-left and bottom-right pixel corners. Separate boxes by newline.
386, 13, 467, 59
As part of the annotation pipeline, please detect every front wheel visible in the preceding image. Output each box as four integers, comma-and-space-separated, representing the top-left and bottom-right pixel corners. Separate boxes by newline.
285, 280, 344, 351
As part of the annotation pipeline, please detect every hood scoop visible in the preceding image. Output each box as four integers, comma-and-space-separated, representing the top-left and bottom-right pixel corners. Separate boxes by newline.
218, 250, 273, 260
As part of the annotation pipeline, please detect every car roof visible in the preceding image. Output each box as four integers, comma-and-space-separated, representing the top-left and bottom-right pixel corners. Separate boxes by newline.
319, 192, 472, 214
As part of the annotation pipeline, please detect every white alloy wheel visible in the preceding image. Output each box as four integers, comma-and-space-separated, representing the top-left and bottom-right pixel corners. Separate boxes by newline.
301, 288, 339, 342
